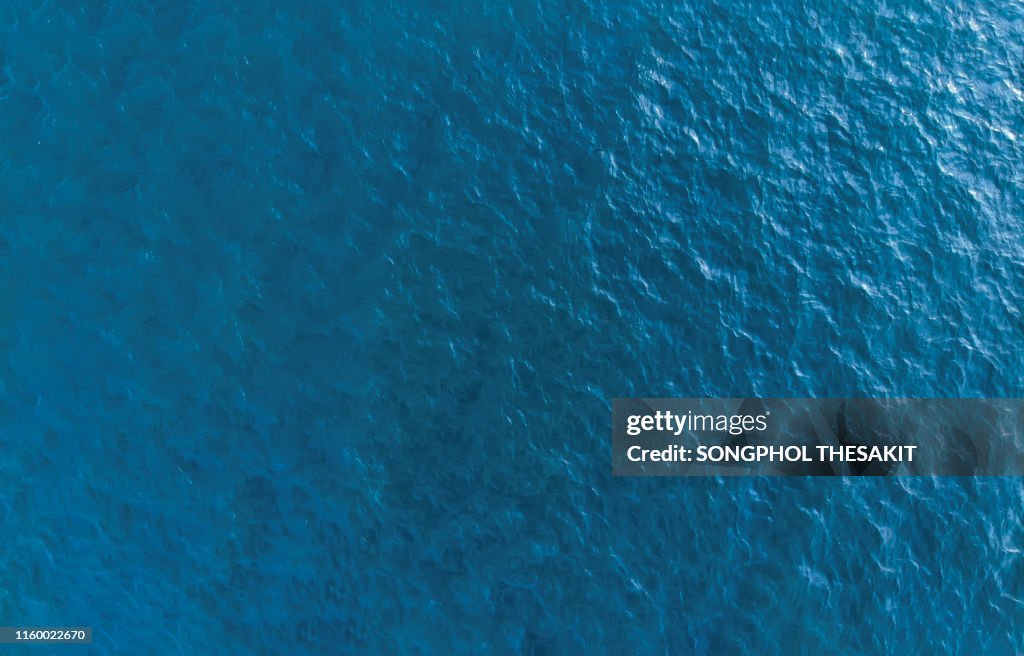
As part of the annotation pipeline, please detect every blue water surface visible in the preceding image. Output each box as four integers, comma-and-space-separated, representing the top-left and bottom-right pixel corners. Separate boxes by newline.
1, 0, 1023, 653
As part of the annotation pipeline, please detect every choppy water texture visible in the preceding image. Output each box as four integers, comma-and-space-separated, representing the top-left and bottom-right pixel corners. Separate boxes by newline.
1, 0, 1023, 653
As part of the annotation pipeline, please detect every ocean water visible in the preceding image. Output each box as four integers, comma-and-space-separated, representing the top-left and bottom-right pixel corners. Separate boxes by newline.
1, 0, 1023, 653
